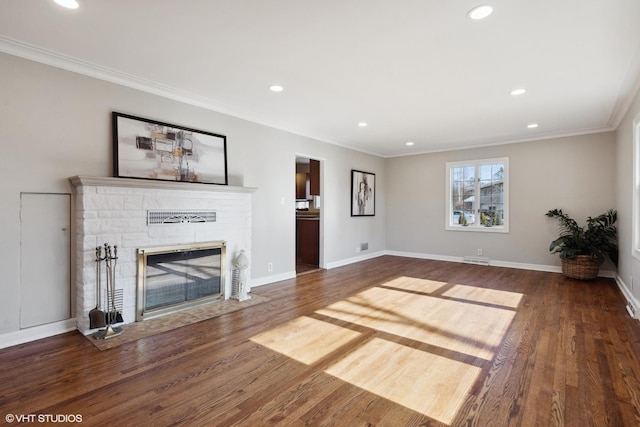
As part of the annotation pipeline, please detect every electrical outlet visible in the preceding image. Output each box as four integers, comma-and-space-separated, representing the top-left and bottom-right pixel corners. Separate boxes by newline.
267, 262, 273, 272
356, 247, 361, 253
477, 249, 483, 256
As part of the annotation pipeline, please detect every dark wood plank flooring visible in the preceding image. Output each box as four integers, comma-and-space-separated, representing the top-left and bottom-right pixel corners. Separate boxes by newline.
1, 256, 639, 426
296, 262, 322, 276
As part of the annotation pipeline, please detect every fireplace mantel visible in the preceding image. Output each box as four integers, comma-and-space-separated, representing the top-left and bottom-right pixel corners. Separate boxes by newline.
70, 175, 257, 193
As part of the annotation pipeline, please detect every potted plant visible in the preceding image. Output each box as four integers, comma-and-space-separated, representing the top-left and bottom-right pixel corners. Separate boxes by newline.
545, 208, 618, 280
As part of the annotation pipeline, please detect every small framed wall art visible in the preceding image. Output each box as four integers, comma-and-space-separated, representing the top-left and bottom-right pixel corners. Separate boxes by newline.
112, 112, 228, 185
351, 169, 375, 216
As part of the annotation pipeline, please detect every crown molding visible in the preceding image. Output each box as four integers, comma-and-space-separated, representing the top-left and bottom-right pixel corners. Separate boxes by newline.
384, 126, 616, 158
0, 36, 379, 155
0, 35, 242, 113
607, 39, 640, 128
1, 35, 627, 159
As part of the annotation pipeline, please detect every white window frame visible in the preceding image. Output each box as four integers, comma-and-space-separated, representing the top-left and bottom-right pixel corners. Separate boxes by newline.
445, 157, 509, 233
633, 113, 640, 260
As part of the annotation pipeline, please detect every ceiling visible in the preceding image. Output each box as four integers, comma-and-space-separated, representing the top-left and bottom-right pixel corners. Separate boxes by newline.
2, 0, 640, 157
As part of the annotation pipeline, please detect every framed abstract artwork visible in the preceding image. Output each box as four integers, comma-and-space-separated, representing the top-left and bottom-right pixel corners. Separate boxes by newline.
112, 112, 228, 185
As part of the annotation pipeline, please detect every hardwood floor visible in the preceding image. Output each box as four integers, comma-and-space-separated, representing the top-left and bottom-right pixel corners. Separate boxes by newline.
2, 256, 640, 426
296, 262, 322, 276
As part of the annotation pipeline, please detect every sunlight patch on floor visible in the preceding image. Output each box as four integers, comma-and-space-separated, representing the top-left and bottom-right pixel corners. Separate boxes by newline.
381, 276, 448, 294
316, 285, 515, 361
442, 284, 523, 308
325, 337, 481, 425
250, 316, 361, 365
249, 276, 522, 424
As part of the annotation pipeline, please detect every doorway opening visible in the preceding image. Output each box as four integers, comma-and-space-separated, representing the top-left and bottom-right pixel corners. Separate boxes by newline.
295, 156, 323, 275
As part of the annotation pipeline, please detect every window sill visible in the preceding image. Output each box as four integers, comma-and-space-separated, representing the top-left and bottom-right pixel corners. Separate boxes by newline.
445, 225, 509, 233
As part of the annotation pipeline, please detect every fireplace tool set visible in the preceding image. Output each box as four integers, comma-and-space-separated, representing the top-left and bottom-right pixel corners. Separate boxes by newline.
93, 243, 124, 340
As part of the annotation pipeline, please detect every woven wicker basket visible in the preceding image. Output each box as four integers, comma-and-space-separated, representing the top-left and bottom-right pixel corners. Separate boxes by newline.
561, 255, 599, 280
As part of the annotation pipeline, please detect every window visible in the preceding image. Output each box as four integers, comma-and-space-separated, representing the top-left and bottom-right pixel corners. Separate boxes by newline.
446, 157, 509, 232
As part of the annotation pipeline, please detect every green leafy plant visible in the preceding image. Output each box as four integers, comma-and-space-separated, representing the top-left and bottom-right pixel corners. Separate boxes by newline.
480, 212, 488, 225
545, 209, 618, 266
459, 211, 468, 226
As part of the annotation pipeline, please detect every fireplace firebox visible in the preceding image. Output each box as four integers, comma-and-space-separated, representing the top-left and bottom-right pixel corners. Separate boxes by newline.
136, 241, 226, 321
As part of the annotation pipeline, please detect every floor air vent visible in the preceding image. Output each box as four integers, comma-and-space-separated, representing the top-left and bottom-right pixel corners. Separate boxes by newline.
462, 256, 490, 266
626, 302, 637, 319
148, 210, 217, 225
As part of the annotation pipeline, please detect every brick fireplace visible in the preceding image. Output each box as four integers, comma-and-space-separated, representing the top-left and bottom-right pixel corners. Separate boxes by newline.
70, 176, 255, 335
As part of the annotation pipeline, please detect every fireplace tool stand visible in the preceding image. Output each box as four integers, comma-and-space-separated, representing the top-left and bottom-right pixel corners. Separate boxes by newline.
94, 244, 124, 340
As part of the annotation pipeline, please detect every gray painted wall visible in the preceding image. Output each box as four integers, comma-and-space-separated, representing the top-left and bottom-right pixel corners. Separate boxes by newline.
615, 84, 640, 305
385, 133, 616, 267
0, 53, 386, 336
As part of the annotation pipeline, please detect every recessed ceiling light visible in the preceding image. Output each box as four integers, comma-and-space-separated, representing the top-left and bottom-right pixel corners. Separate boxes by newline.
527, 123, 539, 129
358, 122, 368, 127
406, 141, 415, 146
54, 0, 79, 9
510, 88, 526, 96
269, 85, 283, 92
467, 5, 493, 20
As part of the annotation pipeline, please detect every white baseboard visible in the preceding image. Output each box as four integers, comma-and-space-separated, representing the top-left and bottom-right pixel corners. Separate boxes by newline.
489, 259, 560, 273
386, 250, 556, 270
0, 319, 77, 350
325, 251, 386, 270
247, 251, 388, 288
248, 251, 388, 287
249, 270, 297, 288
384, 250, 461, 263
384, 250, 617, 278
616, 275, 640, 320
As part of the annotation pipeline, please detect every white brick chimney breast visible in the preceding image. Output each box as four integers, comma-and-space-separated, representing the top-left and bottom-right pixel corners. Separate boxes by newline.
70, 176, 256, 335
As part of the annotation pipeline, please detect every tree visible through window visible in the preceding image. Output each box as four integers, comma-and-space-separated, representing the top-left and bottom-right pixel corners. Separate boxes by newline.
446, 158, 509, 232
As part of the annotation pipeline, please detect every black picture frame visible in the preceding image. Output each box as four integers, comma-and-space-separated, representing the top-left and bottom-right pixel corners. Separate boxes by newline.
351, 169, 375, 216
112, 112, 228, 185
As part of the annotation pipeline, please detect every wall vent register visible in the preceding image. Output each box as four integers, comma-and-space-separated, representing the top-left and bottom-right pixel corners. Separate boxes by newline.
148, 210, 217, 225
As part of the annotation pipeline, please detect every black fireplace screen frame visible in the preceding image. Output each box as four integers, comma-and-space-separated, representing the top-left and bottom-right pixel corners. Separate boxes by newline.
136, 241, 226, 321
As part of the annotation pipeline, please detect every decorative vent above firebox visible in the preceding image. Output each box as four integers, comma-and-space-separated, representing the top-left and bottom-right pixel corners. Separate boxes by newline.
148, 210, 217, 225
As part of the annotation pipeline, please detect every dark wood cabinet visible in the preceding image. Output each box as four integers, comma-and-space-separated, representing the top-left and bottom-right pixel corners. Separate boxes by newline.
309, 159, 320, 196
295, 173, 307, 199
296, 160, 319, 200
296, 219, 319, 266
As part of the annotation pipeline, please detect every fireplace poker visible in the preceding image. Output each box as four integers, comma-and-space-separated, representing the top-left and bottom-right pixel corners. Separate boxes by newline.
107, 245, 123, 324
89, 246, 106, 329
104, 244, 113, 325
